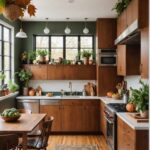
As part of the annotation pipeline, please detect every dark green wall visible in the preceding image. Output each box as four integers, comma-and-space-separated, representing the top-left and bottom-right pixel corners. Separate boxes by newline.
0, 15, 22, 71
22, 21, 96, 51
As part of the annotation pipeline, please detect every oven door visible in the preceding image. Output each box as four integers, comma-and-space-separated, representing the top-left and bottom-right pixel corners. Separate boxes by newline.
105, 116, 115, 150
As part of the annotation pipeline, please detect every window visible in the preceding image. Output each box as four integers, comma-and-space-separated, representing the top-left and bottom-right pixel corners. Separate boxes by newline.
34, 35, 94, 61
0, 21, 14, 84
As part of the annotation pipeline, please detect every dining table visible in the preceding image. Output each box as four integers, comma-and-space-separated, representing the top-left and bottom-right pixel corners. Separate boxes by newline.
0, 113, 46, 150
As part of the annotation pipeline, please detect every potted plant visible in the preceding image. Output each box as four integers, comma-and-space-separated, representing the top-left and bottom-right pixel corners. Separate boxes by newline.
0, 72, 6, 96
28, 50, 36, 64
36, 49, 49, 64
81, 50, 92, 65
20, 52, 28, 64
15, 69, 32, 96
8, 80, 19, 93
112, 0, 131, 16
129, 80, 149, 118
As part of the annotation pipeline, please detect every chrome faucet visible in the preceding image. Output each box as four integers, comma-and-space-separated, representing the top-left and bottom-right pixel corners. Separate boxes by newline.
69, 81, 73, 95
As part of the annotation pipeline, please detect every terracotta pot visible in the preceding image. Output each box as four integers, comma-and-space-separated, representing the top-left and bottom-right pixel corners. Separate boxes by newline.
140, 110, 149, 118
23, 87, 29, 96
89, 60, 93, 65
29, 89, 35, 96
83, 57, 89, 65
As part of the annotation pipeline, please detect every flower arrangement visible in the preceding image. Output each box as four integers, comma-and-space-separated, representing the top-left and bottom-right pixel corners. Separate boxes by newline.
0, 0, 36, 21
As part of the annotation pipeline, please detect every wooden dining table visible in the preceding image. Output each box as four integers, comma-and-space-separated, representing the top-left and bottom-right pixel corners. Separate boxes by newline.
0, 113, 46, 150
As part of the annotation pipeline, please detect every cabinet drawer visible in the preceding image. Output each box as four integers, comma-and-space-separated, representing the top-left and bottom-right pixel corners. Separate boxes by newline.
61, 100, 82, 106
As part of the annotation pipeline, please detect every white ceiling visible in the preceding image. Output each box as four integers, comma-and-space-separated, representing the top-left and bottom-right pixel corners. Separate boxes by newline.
23, 0, 118, 21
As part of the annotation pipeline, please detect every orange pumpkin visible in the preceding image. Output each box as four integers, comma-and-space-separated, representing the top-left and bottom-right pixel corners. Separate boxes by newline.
107, 91, 113, 98
29, 89, 35, 96
126, 103, 135, 112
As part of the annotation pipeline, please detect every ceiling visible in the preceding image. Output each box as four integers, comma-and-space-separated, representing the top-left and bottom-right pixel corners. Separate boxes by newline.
23, 0, 118, 21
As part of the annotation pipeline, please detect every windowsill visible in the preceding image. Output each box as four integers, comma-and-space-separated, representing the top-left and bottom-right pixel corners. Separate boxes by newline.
0, 92, 19, 101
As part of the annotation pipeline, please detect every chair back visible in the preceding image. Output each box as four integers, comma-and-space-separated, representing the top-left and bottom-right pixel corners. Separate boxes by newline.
18, 109, 32, 114
0, 134, 18, 150
36, 116, 54, 148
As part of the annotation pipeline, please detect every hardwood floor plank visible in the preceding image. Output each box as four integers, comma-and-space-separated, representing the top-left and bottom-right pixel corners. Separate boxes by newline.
48, 135, 107, 150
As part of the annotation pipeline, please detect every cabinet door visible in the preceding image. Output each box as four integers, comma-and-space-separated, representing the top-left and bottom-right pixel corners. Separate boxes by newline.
82, 101, 100, 132
117, 10, 127, 36
30, 65, 47, 80
117, 45, 126, 76
100, 101, 106, 138
40, 105, 61, 132
62, 105, 83, 132
141, 27, 148, 78
97, 19, 116, 49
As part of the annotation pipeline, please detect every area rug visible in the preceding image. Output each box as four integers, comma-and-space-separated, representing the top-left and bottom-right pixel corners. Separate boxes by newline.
55, 144, 99, 150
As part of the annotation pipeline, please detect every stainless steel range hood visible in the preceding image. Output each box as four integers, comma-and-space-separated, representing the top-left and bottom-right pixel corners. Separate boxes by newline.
115, 20, 140, 45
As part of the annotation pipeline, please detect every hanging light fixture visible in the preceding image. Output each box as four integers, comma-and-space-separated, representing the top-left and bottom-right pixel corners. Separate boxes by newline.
44, 18, 50, 34
64, 18, 71, 34
83, 18, 89, 34
16, 20, 27, 38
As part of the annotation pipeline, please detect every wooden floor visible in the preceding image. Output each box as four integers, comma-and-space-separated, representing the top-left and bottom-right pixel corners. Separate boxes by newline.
48, 135, 107, 150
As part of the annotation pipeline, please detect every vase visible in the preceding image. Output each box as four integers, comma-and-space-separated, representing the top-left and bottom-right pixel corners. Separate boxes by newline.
140, 110, 149, 118
23, 87, 29, 96
83, 57, 89, 65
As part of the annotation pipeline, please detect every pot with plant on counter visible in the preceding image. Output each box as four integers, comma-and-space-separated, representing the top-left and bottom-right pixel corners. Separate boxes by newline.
28, 50, 36, 64
81, 50, 92, 65
37, 49, 49, 64
15, 69, 32, 96
128, 80, 149, 118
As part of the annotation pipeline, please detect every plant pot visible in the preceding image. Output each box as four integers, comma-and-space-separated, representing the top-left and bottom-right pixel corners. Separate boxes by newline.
38, 56, 46, 64
83, 57, 89, 65
23, 87, 29, 96
89, 60, 93, 65
140, 110, 149, 118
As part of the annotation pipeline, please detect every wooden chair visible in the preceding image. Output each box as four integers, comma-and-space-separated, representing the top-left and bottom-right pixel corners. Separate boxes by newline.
18, 116, 54, 150
0, 134, 19, 150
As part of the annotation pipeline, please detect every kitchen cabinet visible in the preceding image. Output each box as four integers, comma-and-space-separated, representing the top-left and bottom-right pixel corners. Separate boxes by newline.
40, 100, 61, 132
24, 64, 96, 80
117, 117, 148, 150
96, 18, 116, 49
100, 101, 106, 138
141, 27, 149, 78
117, 45, 140, 76
97, 66, 123, 96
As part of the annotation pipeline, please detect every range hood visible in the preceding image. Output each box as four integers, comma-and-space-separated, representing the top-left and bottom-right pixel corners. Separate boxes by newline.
115, 20, 140, 45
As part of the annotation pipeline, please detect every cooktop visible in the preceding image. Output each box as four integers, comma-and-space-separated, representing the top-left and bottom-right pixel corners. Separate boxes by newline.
107, 103, 127, 112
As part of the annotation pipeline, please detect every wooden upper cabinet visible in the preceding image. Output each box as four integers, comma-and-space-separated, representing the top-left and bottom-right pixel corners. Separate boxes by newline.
96, 18, 116, 49
117, 45, 140, 76
117, 10, 127, 36
141, 27, 149, 78
27, 65, 47, 80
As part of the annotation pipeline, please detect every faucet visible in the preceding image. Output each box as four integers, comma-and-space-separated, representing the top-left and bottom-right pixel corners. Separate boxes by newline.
69, 81, 73, 95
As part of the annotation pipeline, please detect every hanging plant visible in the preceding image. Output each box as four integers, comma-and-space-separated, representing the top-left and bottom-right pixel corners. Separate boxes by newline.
0, 0, 36, 21
112, 0, 132, 16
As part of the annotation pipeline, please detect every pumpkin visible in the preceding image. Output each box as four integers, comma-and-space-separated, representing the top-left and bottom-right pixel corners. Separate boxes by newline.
126, 103, 135, 112
28, 89, 35, 96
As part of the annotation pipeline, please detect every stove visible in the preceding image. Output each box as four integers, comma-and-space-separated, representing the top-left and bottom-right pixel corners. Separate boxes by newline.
104, 103, 127, 150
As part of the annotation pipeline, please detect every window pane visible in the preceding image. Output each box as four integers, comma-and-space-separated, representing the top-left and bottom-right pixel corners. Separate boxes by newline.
4, 42, 10, 56
36, 36, 49, 48
51, 36, 63, 48
0, 56, 2, 71
51, 49, 63, 60
66, 49, 78, 60
4, 56, 10, 70
3, 27, 10, 41
0, 25, 2, 40
4, 71, 10, 84
81, 36, 93, 48
66, 36, 78, 48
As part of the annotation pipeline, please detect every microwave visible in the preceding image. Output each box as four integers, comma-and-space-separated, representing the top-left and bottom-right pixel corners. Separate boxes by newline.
98, 49, 117, 66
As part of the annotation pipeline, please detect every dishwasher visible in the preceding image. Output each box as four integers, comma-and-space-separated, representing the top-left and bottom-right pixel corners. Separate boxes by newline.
17, 99, 40, 113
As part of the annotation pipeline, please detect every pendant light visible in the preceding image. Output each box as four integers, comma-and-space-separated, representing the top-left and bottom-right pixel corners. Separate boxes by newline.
44, 18, 50, 34
16, 19, 27, 38
83, 18, 89, 34
64, 18, 71, 34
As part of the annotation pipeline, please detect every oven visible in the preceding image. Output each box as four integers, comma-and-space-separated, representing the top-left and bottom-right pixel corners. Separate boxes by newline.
98, 49, 117, 66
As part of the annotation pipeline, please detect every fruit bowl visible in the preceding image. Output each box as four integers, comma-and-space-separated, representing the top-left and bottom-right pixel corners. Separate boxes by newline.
1, 115, 21, 122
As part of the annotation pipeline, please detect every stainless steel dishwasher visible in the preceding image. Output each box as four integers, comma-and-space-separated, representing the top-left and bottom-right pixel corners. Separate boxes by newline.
17, 99, 40, 113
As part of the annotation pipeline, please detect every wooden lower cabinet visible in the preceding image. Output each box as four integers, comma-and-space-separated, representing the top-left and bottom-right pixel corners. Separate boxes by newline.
40, 100, 100, 132
117, 117, 148, 150
100, 101, 106, 138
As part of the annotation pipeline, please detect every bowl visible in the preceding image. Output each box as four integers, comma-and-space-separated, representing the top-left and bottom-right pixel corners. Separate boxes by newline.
1, 115, 21, 122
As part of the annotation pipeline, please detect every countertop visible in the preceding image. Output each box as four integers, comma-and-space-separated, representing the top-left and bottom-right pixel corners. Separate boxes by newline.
117, 112, 149, 130
16, 95, 124, 104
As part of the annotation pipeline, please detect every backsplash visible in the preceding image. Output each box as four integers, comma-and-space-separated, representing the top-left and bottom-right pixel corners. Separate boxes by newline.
29, 80, 96, 92
124, 76, 149, 89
